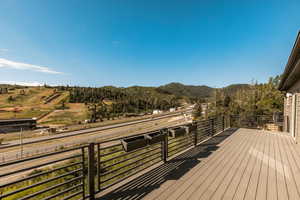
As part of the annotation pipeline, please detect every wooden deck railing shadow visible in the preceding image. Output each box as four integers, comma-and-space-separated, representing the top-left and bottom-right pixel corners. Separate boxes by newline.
97, 128, 238, 200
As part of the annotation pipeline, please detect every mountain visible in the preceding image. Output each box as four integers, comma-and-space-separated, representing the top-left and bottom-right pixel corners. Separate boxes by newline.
1, 82, 251, 100
157, 82, 214, 98
157, 82, 250, 98
222, 84, 251, 95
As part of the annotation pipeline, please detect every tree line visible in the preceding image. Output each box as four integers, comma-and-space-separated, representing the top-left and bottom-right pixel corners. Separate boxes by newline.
57, 86, 181, 122
193, 75, 284, 119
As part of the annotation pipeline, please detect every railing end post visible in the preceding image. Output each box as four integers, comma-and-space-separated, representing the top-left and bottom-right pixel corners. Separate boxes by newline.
222, 116, 225, 131
161, 129, 168, 163
88, 143, 96, 200
194, 122, 198, 146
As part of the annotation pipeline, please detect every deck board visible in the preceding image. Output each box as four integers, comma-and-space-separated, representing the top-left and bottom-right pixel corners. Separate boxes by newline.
282, 133, 300, 199
267, 134, 278, 200
176, 130, 248, 200
231, 131, 262, 200
155, 130, 246, 200
274, 133, 289, 200
209, 132, 254, 200
256, 133, 270, 200
97, 128, 300, 200
243, 132, 266, 200
187, 135, 246, 200
200, 129, 257, 200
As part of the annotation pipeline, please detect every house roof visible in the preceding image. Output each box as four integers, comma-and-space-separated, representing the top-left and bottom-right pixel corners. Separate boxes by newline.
0, 118, 36, 123
278, 31, 300, 91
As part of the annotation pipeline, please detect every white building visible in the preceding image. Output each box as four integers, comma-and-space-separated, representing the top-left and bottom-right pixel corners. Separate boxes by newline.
169, 108, 176, 112
153, 110, 162, 115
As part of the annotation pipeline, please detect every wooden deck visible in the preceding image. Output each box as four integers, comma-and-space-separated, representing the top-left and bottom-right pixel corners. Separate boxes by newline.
97, 128, 300, 200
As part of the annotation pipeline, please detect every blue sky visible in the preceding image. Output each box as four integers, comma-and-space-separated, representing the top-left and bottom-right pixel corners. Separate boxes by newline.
0, 0, 299, 87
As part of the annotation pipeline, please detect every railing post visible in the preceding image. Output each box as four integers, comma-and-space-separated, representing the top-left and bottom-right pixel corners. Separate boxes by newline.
81, 147, 86, 200
222, 116, 225, 131
210, 118, 215, 136
97, 144, 101, 192
161, 129, 168, 162
88, 143, 96, 200
194, 122, 198, 146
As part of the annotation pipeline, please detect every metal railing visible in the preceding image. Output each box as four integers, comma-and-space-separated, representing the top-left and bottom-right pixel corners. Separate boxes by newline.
230, 114, 283, 129
0, 146, 86, 200
90, 116, 229, 198
0, 116, 230, 200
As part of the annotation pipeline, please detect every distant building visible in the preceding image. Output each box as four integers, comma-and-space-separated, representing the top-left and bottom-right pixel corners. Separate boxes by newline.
201, 103, 208, 111
0, 118, 37, 133
152, 110, 162, 115
201, 103, 210, 112
169, 108, 176, 112
189, 104, 196, 108
279, 31, 300, 142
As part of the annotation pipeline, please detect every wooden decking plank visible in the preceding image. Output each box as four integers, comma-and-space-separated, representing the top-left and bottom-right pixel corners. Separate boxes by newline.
281, 133, 300, 200
287, 135, 300, 169
210, 132, 259, 200
221, 130, 261, 200
276, 132, 299, 200
199, 130, 262, 200
231, 131, 263, 200
243, 131, 267, 200
186, 129, 259, 200
273, 133, 289, 200
183, 138, 249, 200
143, 129, 243, 200
175, 130, 250, 200
255, 133, 271, 200
267, 132, 277, 200
158, 130, 247, 200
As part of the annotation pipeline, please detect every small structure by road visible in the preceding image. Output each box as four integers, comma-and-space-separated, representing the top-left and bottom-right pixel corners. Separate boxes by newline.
0, 118, 37, 133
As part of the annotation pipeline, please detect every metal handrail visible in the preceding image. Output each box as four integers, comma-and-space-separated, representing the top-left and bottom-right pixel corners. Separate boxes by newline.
0, 146, 86, 200
0, 144, 86, 167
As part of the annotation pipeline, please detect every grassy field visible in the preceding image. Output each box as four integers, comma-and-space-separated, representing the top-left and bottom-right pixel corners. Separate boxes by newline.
0, 86, 88, 127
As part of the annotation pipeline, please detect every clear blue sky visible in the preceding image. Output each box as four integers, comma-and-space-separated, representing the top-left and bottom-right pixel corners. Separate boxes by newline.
0, 0, 299, 87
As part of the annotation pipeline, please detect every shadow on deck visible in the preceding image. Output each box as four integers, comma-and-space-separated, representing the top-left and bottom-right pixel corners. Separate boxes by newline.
97, 128, 238, 200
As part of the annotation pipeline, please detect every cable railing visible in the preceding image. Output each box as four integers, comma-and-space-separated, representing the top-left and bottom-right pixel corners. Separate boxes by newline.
90, 116, 229, 198
0, 116, 230, 200
0, 146, 86, 200
230, 114, 283, 130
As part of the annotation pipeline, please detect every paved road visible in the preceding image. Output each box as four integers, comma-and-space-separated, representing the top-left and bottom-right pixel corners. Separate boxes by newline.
0, 109, 192, 149
0, 114, 191, 162
0, 114, 192, 186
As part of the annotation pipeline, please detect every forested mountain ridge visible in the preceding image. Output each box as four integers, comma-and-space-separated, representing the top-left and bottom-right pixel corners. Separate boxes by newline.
157, 82, 214, 98
157, 82, 250, 98
0, 82, 251, 103
221, 84, 251, 96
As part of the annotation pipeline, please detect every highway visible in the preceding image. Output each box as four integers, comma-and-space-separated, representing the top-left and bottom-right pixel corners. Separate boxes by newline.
0, 111, 192, 162
0, 109, 192, 149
